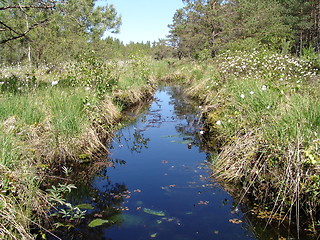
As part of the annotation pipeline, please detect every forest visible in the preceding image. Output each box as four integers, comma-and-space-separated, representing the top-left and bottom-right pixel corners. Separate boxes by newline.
1, 0, 320, 239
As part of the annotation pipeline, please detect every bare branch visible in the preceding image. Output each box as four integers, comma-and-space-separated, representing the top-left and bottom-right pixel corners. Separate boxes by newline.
0, 18, 50, 44
0, 5, 55, 11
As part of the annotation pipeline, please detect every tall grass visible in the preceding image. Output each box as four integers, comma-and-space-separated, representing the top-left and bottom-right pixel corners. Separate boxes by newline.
47, 88, 88, 138
0, 94, 45, 126
0, 127, 46, 240
0, 53, 158, 238
182, 50, 320, 233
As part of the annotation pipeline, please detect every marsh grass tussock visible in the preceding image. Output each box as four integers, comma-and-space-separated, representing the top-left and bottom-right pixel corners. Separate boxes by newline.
181, 50, 320, 234
0, 54, 157, 238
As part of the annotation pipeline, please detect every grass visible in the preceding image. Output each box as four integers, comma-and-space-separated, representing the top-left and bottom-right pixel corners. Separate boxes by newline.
0, 54, 158, 239
47, 88, 89, 138
0, 94, 45, 126
179, 49, 320, 234
2, 49, 318, 237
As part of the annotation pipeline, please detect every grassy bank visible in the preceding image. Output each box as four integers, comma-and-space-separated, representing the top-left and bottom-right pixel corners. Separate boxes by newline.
0, 54, 159, 239
2, 49, 319, 238
167, 50, 320, 234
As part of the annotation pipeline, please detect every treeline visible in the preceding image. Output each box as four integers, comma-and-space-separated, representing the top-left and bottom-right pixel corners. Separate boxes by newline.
0, 0, 170, 64
168, 0, 320, 59
2, 0, 320, 64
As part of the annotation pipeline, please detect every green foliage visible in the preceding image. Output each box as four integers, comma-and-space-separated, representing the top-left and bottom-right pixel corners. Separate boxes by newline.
47, 183, 86, 224
0, 0, 121, 64
117, 53, 152, 89
88, 219, 109, 227
0, 74, 37, 95
169, 0, 320, 58
64, 53, 120, 99
273, 95, 320, 144
183, 49, 320, 232
0, 129, 19, 169
129, 52, 151, 82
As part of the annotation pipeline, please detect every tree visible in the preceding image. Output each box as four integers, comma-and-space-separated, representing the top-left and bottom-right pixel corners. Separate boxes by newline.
279, 0, 320, 55
0, 0, 56, 44
168, 0, 224, 59
222, 0, 291, 51
0, 0, 121, 64
168, 0, 295, 58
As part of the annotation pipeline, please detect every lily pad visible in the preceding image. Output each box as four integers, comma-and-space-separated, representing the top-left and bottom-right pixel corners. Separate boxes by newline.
143, 208, 165, 216
88, 219, 109, 227
150, 233, 158, 238
76, 203, 94, 210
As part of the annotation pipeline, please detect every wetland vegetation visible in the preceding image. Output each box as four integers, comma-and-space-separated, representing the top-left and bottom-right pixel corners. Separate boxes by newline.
1, 0, 320, 239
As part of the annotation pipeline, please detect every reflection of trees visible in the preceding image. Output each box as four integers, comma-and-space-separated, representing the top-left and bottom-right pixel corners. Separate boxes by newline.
49, 86, 224, 239
113, 127, 150, 154
165, 87, 206, 149
166, 86, 221, 153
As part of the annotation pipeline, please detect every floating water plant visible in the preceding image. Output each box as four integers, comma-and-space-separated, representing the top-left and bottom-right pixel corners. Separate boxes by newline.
88, 219, 109, 228
150, 233, 158, 238
75, 203, 94, 210
143, 208, 165, 216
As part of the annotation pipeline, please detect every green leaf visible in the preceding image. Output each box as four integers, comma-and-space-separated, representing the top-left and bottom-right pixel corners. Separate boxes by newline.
143, 208, 165, 216
150, 233, 157, 238
88, 219, 109, 228
76, 203, 94, 210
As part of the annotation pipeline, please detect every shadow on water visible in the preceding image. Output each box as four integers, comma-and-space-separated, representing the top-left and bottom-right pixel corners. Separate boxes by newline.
50, 86, 304, 240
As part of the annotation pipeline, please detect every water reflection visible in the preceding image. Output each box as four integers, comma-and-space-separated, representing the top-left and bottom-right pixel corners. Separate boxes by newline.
50, 87, 302, 240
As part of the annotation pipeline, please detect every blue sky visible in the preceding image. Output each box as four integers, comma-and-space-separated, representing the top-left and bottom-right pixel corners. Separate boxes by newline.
98, 0, 184, 44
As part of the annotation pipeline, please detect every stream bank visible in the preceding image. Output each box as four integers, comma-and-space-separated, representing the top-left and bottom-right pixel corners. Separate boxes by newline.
48, 86, 304, 240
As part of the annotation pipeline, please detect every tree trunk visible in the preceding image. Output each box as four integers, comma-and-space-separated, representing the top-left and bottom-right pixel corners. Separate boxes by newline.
25, 14, 31, 64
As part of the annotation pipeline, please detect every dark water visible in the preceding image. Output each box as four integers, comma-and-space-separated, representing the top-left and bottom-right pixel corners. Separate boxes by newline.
53, 87, 300, 240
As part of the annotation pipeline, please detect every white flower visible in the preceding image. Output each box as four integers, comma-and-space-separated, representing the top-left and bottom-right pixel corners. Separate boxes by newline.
51, 80, 59, 86
250, 91, 254, 95
216, 120, 222, 125
240, 94, 245, 99
199, 130, 204, 135
85, 86, 91, 91
266, 105, 271, 109
198, 106, 202, 109
261, 85, 267, 91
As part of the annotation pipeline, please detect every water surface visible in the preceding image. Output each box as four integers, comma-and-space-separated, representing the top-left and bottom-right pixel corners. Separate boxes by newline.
55, 87, 280, 240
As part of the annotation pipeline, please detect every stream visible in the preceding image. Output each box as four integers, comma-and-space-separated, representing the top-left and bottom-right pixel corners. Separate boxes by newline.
52, 87, 298, 240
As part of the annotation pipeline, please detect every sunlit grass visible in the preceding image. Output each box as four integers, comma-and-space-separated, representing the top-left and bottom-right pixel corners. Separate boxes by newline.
183, 49, 320, 232
0, 94, 45, 126
0, 55, 157, 238
47, 88, 89, 138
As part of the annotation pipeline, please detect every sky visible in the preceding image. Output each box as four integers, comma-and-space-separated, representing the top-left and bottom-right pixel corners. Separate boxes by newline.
97, 0, 184, 44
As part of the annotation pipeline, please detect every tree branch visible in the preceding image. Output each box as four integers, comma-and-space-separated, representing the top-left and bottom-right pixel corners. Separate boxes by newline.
0, 18, 50, 44
0, 5, 54, 11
